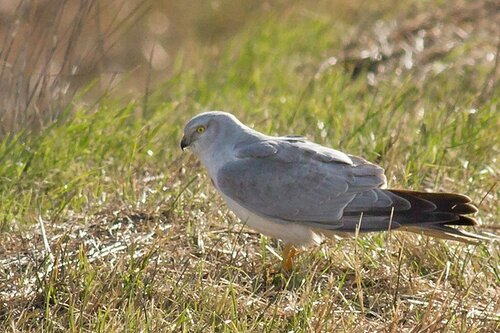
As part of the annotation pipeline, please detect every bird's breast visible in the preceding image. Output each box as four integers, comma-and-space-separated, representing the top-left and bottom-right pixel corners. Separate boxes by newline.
218, 192, 322, 247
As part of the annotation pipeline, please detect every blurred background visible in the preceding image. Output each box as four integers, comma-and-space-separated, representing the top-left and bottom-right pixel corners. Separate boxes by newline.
0, 0, 498, 136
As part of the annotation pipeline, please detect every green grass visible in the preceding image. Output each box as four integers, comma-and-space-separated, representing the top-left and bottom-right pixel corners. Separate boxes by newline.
0, 1, 499, 332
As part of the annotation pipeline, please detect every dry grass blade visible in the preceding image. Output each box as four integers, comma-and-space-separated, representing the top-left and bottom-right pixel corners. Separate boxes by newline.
0, 0, 151, 137
0, 0, 498, 332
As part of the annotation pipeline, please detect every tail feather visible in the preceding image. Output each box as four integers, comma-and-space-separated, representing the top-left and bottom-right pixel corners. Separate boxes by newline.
443, 215, 477, 226
388, 190, 482, 243
390, 190, 478, 215
335, 189, 487, 244
401, 225, 488, 245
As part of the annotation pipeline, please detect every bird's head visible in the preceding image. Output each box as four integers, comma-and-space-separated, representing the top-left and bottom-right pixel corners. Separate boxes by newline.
180, 111, 244, 154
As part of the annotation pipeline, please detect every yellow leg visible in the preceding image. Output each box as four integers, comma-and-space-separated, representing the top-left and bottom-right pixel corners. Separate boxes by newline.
282, 243, 298, 271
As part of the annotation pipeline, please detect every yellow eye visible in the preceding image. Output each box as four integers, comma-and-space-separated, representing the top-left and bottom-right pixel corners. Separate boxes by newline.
196, 126, 205, 133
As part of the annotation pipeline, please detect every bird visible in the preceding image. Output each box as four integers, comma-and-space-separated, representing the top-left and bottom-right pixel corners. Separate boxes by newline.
180, 111, 483, 270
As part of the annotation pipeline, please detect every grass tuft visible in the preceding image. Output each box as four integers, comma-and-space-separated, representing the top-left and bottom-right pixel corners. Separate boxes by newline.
0, 1, 498, 332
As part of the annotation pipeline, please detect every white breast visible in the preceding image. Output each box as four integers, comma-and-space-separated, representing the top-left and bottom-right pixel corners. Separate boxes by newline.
219, 192, 323, 247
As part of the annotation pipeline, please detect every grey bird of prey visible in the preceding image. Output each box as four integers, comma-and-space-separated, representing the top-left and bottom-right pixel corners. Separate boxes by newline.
180, 111, 482, 269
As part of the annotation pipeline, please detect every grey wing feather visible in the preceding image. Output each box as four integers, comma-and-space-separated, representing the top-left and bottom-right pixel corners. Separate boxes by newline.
235, 141, 277, 158
217, 139, 388, 229
344, 189, 410, 212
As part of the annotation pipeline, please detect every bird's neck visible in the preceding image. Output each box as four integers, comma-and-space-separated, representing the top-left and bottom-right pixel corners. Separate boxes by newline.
197, 126, 260, 179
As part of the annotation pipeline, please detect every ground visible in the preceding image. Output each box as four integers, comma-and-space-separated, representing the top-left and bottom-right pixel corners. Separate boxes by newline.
0, 1, 498, 332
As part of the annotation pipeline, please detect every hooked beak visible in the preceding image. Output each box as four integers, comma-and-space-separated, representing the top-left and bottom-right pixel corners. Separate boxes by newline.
180, 135, 190, 150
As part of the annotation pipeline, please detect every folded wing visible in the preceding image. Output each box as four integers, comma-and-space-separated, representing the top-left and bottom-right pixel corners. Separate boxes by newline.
216, 139, 387, 229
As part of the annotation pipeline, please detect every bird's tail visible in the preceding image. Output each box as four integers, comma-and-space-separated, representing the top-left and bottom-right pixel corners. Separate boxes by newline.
333, 189, 491, 244
387, 190, 486, 244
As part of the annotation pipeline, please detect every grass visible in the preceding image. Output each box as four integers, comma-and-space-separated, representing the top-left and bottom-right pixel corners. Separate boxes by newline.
0, 0, 152, 136
0, 1, 499, 332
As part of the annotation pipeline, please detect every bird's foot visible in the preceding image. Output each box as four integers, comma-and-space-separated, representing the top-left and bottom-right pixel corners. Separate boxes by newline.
281, 243, 298, 272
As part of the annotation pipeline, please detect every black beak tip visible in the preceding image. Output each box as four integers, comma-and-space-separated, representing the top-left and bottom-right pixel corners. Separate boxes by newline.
180, 138, 189, 150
